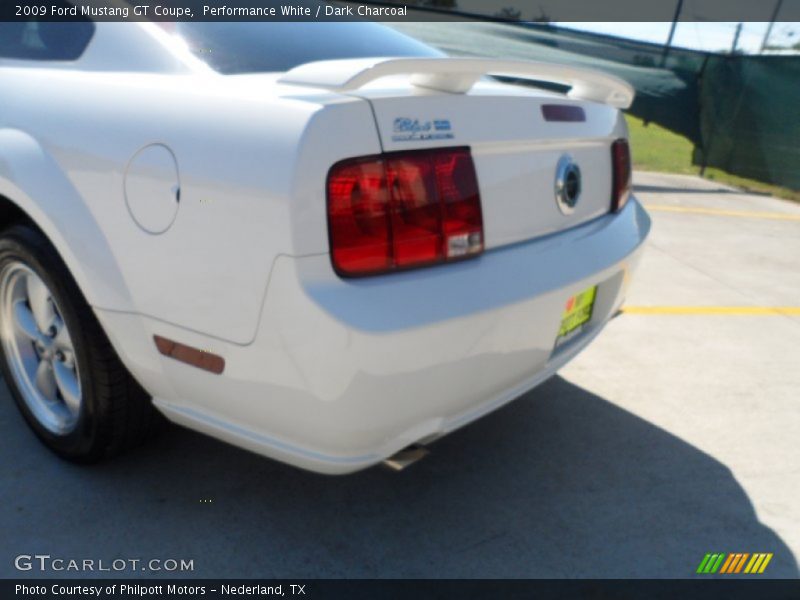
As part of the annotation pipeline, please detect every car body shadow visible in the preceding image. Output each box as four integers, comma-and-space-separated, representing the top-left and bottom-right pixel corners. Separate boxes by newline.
0, 375, 796, 578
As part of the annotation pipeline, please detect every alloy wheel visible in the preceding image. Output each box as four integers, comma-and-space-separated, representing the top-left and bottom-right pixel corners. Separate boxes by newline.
0, 261, 82, 435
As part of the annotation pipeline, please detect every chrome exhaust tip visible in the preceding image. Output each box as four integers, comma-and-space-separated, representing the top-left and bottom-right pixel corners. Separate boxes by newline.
382, 445, 429, 472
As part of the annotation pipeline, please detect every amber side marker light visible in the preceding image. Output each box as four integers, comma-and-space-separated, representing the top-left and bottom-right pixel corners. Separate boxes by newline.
154, 335, 225, 375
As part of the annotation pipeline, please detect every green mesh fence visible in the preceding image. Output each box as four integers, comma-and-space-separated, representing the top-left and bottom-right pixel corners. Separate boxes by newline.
392, 21, 800, 191
695, 56, 800, 189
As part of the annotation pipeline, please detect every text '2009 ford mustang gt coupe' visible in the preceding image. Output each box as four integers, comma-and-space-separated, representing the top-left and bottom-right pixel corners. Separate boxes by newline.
0, 20, 650, 473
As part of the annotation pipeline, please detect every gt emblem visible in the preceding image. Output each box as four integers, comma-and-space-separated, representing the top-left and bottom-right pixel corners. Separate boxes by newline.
554, 155, 582, 215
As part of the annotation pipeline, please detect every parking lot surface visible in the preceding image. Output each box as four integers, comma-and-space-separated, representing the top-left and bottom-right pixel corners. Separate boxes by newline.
1, 171, 798, 578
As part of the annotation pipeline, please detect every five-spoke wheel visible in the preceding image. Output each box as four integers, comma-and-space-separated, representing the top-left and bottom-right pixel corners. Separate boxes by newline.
0, 223, 160, 461
0, 262, 82, 435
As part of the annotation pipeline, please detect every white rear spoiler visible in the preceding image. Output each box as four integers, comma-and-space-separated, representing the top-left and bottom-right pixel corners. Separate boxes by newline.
278, 57, 634, 109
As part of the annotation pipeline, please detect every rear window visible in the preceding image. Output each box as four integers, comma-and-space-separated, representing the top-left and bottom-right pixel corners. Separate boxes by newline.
170, 22, 443, 74
0, 21, 94, 61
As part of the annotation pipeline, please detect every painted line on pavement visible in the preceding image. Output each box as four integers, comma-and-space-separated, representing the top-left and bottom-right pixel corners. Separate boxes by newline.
644, 204, 800, 222
623, 306, 800, 316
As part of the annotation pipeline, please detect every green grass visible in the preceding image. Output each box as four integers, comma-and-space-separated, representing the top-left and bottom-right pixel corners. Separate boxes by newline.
625, 115, 800, 203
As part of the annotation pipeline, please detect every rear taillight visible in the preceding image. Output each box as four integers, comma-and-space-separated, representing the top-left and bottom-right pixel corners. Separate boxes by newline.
611, 138, 631, 212
327, 147, 483, 277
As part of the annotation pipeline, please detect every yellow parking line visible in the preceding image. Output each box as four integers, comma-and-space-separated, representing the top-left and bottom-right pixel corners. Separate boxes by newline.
645, 204, 800, 222
623, 306, 800, 316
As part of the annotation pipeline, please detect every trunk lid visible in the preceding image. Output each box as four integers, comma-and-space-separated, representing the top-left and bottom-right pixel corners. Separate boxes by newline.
355, 82, 622, 249
279, 57, 632, 250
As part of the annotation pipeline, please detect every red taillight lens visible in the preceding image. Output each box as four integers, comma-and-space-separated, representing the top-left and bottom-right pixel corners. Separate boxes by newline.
386, 154, 441, 268
434, 149, 483, 259
327, 158, 391, 275
327, 147, 483, 277
611, 138, 631, 212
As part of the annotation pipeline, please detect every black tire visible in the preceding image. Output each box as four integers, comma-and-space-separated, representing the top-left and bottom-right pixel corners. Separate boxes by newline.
0, 223, 162, 462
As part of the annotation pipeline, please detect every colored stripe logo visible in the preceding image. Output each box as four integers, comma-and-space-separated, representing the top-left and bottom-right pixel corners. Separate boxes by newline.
696, 553, 773, 574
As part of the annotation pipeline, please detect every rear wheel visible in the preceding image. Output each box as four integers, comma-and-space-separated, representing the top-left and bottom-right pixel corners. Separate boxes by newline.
0, 224, 161, 461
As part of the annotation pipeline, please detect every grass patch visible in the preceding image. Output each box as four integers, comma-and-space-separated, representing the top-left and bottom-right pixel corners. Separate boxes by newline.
625, 114, 800, 203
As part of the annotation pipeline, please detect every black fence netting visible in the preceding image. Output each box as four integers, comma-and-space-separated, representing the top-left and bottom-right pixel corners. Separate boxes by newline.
392, 21, 800, 190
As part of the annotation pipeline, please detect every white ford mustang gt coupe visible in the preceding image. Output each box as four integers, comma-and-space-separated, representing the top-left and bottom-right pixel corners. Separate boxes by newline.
0, 19, 650, 473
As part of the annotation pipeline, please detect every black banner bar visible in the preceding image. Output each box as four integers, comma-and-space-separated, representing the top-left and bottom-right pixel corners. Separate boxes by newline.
4, 579, 800, 600
2, 0, 800, 22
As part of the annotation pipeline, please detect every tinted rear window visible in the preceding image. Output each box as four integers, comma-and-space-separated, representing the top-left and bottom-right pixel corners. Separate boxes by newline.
0, 21, 94, 61
171, 22, 443, 74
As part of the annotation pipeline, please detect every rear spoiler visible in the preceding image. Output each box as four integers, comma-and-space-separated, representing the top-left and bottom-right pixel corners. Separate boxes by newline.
278, 57, 635, 109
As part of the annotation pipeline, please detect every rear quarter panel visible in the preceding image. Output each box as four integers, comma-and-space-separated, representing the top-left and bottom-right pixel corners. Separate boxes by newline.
0, 68, 381, 344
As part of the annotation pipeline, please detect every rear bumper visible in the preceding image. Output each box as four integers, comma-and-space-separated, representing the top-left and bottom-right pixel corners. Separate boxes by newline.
98, 197, 650, 474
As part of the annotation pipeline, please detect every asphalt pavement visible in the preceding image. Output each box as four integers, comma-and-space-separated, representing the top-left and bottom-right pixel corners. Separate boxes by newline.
1, 171, 798, 578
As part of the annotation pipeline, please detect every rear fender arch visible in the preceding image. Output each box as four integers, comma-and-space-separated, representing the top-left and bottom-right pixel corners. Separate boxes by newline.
0, 129, 134, 312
